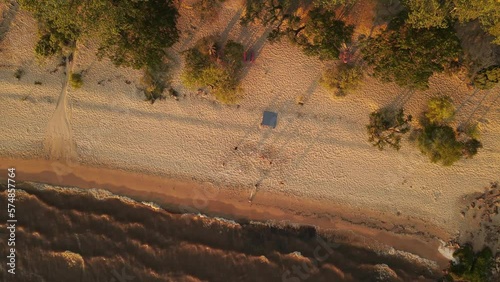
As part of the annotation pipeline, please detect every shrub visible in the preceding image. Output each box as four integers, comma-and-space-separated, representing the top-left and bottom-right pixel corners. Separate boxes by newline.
367, 108, 412, 150
35, 34, 61, 57
321, 63, 363, 97
14, 68, 24, 80
446, 245, 494, 282
192, 0, 225, 22
425, 96, 455, 124
70, 73, 83, 89
241, 1, 353, 60
182, 37, 243, 104
417, 124, 463, 166
223, 40, 244, 71
473, 65, 500, 90
462, 138, 482, 159
141, 67, 167, 103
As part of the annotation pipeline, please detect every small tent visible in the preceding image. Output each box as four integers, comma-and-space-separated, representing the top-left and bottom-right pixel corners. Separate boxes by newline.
261, 111, 278, 128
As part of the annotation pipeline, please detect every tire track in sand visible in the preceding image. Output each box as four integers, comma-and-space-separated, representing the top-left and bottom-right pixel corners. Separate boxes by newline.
44, 55, 77, 161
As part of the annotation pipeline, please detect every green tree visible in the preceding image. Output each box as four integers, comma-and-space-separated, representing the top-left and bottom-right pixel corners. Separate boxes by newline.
425, 96, 456, 124
453, 0, 500, 45
367, 108, 412, 150
362, 14, 462, 89
400, 0, 500, 44
313, 0, 357, 9
473, 65, 500, 90
241, 1, 353, 60
95, 0, 179, 69
402, 0, 450, 29
417, 124, 464, 166
291, 8, 354, 60
240, 0, 292, 26
19, 0, 179, 69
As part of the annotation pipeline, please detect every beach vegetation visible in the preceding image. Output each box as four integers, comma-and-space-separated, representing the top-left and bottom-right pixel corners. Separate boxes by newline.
290, 8, 354, 60
417, 124, 463, 166
473, 65, 500, 90
361, 12, 462, 90
182, 37, 243, 104
425, 96, 455, 124
443, 244, 494, 282
141, 66, 168, 104
192, 0, 225, 22
241, 1, 353, 60
314, 0, 357, 9
69, 73, 83, 89
367, 108, 412, 150
401, 0, 500, 44
19, 0, 179, 69
14, 68, 24, 80
321, 63, 363, 97
417, 97, 482, 165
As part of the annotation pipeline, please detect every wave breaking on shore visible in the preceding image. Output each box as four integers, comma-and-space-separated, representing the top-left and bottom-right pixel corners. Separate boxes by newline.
0, 182, 442, 282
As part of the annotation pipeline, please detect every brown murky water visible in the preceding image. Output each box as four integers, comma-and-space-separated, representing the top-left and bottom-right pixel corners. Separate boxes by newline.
0, 183, 442, 282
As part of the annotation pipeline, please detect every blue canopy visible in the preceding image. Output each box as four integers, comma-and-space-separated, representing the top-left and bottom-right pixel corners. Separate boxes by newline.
261, 111, 278, 128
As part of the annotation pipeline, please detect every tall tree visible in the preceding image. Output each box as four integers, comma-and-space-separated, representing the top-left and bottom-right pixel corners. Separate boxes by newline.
19, 0, 179, 69
362, 14, 462, 89
402, 0, 500, 44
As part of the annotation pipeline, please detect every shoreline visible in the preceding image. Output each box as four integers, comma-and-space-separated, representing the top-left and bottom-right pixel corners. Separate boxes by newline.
0, 157, 451, 268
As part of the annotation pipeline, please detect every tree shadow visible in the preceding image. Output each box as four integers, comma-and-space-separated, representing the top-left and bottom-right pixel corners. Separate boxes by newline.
387, 89, 415, 110
0, 1, 19, 43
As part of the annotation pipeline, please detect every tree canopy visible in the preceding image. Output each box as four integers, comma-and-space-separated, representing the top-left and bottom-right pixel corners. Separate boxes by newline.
241, 1, 353, 60
473, 65, 500, 90
362, 14, 462, 89
402, 0, 500, 44
182, 37, 244, 104
367, 108, 412, 150
425, 96, 456, 124
417, 124, 464, 166
19, 0, 179, 69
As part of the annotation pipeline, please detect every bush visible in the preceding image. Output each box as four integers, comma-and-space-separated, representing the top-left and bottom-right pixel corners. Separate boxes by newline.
463, 138, 482, 159
446, 245, 494, 282
141, 67, 168, 103
417, 124, 463, 166
70, 73, 83, 89
367, 108, 412, 150
240, 2, 353, 60
192, 0, 225, 22
473, 65, 500, 90
321, 63, 363, 97
425, 96, 455, 124
14, 68, 24, 80
35, 34, 61, 57
223, 40, 244, 71
182, 37, 243, 104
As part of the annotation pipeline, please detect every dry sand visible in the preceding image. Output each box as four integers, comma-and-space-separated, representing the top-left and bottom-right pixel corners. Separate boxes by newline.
0, 0, 499, 265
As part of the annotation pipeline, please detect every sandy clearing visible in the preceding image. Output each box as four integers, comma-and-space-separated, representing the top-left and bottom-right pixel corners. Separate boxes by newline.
0, 0, 498, 256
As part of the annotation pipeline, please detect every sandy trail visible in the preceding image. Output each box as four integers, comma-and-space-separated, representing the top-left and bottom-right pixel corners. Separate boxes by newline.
43, 56, 77, 162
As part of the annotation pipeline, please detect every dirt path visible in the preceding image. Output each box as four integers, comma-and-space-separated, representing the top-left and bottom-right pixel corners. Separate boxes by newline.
43, 55, 77, 162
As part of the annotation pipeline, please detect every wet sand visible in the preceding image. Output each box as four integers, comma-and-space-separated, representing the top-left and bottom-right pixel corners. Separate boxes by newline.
0, 157, 450, 269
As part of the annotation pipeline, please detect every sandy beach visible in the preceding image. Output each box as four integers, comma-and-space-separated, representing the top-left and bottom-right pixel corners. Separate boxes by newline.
0, 0, 499, 272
